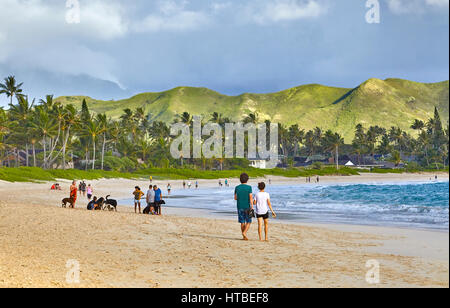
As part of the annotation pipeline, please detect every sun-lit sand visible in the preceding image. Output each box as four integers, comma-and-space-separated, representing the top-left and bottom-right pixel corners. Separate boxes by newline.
0, 173, 448, 288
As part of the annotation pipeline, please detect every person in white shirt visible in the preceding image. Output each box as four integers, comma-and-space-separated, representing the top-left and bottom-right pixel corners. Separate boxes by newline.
254, 182, 276, 242
146, 185, 155, 214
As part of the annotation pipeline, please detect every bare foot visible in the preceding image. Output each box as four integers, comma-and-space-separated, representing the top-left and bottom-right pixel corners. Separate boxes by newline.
242, 234, 249, 241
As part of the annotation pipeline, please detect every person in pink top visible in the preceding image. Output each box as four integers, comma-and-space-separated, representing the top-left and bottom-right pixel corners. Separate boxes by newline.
87, 184, 93, 200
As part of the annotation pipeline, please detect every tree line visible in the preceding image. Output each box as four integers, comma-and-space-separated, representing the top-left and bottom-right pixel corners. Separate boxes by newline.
1, 76, 448, 171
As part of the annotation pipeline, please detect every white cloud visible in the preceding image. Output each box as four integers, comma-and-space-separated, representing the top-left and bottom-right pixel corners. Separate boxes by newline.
79, 1, 128, 40
386, 0, 449, 14
244, 0, 327, 24
210, 2, 232, 13
133, 0, 210, 32
425, 0, 449, 7
0, 0, 127, 88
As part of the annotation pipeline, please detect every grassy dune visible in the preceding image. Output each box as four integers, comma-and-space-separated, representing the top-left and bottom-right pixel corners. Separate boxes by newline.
55, 78, 449, 140
0, 167, 360, 183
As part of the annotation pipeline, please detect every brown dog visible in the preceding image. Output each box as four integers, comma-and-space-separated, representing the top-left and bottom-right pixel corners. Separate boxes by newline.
62, 197, 75, 208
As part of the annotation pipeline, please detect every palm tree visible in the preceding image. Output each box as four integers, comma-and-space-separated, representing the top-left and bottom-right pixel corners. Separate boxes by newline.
243, 113, 258, 124
59, 105, 79, 169
210, 112, 223, 124
391, 150, 402, 167
323, 130, 344, 169
96, 113, 109, 170
0, 108, 10, 166
288, 124, 304, 158
31, 109, 58, 168
83, 118, 105, 170
0, 76, 24, 105
176, 112, 193, 125
411, 119, 425, 131
8, 95, 34, 166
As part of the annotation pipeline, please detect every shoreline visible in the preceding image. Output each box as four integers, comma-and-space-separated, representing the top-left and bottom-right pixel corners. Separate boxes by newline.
0, 172, 448, 288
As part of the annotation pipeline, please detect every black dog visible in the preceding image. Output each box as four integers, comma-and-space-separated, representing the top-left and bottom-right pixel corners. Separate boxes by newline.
104, 195, 118, 212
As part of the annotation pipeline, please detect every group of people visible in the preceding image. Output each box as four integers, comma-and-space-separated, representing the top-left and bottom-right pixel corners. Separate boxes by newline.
66, 174, 277, 243
133, 185, 164, 215
218, 179, 230, 187
234, 173, 276, 242
306, 176, 320, 183
182, 180, 199, 189
78, 181, 94, 200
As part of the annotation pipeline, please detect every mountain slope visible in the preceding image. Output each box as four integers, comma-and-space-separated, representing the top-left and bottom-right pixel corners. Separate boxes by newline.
55, 78, 449, 141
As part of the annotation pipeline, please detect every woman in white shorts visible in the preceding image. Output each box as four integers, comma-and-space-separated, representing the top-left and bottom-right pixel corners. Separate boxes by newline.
254, 182, 276, 242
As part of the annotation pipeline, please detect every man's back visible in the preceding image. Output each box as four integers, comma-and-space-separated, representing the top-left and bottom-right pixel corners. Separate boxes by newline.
235, 184, 252, 210
154, 188, 162, 202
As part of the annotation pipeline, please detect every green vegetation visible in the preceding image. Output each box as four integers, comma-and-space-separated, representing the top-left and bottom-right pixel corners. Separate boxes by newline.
0, 166, 360, 183
54, 78, 449, 141
0, 75, 448, 184
0, 167, 136, 182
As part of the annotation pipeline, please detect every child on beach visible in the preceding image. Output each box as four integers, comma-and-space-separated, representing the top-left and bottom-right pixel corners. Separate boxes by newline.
87, 184, 93, 200
133, 186, 145, 214
254, 182, 276, 242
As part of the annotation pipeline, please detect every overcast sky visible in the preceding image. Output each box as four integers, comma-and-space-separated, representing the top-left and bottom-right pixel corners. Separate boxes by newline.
0, 0, 448, 106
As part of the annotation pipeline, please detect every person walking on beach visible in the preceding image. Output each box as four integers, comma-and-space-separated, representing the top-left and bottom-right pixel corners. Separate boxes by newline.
150, 176, 153, 184
153, 185, 163, 215
183, 181, 186, 189
195, 181, 199, 189
80, 181, 87, 197
70, 181, 78, 208
87, 184, 93, 200
225, 179, 228, 187
234, 173, 254, 241
133, 186, 145, 214
167, 183, 172, 195
254, 182, 276, 242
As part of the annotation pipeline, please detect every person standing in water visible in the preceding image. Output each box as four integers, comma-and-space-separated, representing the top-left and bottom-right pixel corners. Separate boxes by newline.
254, 182, 276, 242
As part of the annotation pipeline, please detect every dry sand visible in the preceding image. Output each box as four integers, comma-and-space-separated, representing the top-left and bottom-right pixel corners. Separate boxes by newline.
0, 173, 448, 288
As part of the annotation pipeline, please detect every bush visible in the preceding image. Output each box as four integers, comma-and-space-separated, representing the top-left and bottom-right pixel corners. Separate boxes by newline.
311, 162, 323, 170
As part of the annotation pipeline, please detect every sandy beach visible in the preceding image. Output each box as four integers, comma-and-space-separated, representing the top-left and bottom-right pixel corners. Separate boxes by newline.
0, 173, 448, 288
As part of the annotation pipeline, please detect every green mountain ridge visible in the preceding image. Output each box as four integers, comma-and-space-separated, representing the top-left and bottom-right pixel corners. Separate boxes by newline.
55, 78, 449, 141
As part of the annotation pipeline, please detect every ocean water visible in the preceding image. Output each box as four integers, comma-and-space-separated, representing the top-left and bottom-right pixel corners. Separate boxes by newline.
126, 181, 449, 230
